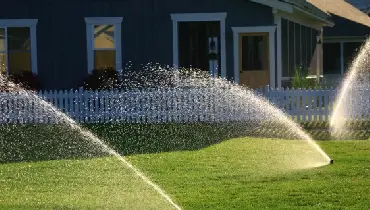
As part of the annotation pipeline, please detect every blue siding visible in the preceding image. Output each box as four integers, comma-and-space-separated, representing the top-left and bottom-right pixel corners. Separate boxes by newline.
324, 16, 370, 37
0, 0, 273, 89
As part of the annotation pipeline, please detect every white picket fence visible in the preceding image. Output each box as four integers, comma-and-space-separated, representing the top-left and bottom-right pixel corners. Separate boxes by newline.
0, 86, 342, 124
263, 87, 338, 122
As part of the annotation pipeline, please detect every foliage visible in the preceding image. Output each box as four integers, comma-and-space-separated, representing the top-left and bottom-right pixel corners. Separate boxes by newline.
7, 70, 42, 91
81, 67, 120, 90
207, 52, 218, 60
301, 120, 370, 140
120, 66, 177, 90
291, 65, 318, 89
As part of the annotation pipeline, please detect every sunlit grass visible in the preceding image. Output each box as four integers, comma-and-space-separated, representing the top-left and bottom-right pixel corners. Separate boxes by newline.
128, 138, 370, 209
0, 157, 175, 210
1, 138, 369, 209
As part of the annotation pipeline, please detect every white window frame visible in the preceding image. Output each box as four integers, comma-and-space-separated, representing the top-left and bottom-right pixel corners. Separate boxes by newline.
323, 39, 365, 76
0, 19, 38, 75
170, 13, 227, 79
85, 17, 123, 74
232, 26, 276, 88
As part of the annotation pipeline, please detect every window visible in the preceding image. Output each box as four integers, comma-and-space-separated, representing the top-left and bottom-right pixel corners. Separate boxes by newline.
295, 23, 301, 67
323, 43, 341, 74
281, 19, 289, 77
0, 19, 38, 75
288, 21, 295, 76
85, 17, 123, 73
301, 25, 307, 67
241, 35, 268, 71
281, 18, 321, 78
322, 41, 363, 75
344, 42, 362, 72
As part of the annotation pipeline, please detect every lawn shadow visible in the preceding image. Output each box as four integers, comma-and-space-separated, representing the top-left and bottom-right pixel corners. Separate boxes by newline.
1, 122, 277, 163
0, 124, 108, 164
84, 122, 317, 155
3, 121, 369, 164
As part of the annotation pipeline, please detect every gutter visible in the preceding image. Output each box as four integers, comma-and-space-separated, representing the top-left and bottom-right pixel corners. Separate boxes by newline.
293, 6, 335, 27
251, 0, 335, 27
278, 0, 335, 27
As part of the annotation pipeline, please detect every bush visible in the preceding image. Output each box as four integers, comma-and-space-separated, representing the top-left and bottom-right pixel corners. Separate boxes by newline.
81, 68, 120, 90
7, 70, 42, 91
291, 66, 318, 89
120, 66, 178, 90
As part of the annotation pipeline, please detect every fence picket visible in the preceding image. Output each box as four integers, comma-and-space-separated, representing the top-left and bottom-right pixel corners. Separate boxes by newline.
0, 85, 357, 124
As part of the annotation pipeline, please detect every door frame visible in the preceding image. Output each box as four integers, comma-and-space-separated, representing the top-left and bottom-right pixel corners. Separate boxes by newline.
171, 13, 227, 78
232, 26, 276, 88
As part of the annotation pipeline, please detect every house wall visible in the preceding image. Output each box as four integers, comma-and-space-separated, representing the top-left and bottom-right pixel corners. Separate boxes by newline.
0, 0, 274, 89
324, 16, 370, 37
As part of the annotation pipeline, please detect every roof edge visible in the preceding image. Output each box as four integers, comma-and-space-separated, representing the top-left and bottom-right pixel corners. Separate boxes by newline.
251, 0, 334, 27
250, 0, 293, 13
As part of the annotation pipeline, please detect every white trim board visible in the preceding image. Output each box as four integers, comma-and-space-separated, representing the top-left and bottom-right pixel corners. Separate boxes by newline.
250, 0, 293, 13
84, 17, 123, 74
252, 0, 333, 27
292, 6, 334, 27
0, 19, 38, 75
170, 13, 227, 78
324, 38, 366, 43
85, 17, 123, 25
273, 9, 324, 30
0, 19, 38, 27
232, 26, 277, 88
274, 15, 282, 88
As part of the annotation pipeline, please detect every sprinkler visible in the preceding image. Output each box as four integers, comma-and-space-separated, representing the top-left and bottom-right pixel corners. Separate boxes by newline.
330, 159, 334, 164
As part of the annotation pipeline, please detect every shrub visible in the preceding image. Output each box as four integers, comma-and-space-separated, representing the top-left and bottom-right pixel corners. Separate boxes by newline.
81, 67, 120, 90
291, 66, 318, 89
7, 70, 42, 91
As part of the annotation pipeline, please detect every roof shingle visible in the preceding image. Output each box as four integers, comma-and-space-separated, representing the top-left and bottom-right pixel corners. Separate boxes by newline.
307, 0, 370, 27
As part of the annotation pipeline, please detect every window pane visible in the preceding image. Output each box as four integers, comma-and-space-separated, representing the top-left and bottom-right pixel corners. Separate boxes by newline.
306, 28, 313, 67
312, 30, 318, 60
295, 23, 301, 68
0, 28, 5, 51
344, 42, 362, 72
8, 51, 31, 74
323, 43, 341, 74
241, 35, 268, 71
94, 25, 115, 49
94, 50, 115, 69
0, 53, 6, 74
288, 21, 295, 76
7, 27, 30, 51
301, 25, 307, 68
281, 19, 289, 77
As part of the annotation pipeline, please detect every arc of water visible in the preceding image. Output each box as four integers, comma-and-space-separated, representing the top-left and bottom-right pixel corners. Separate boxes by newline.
16, 89, 182, 210
330, 38, 370, 136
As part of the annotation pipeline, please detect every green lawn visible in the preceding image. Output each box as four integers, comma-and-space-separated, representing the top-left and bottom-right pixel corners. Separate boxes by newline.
0, 156, 175, 210
1, 137, 369, 209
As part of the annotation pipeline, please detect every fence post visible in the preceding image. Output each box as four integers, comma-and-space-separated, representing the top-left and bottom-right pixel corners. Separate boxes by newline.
78, 87, 84, 123
264, 85, 270, 100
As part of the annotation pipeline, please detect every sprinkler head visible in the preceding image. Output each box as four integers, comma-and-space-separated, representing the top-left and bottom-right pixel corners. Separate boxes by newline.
330, 159, 334, 164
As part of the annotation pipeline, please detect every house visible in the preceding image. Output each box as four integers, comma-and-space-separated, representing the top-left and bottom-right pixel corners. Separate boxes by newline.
0, 0, 367, 90
308, 0, 370, 86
